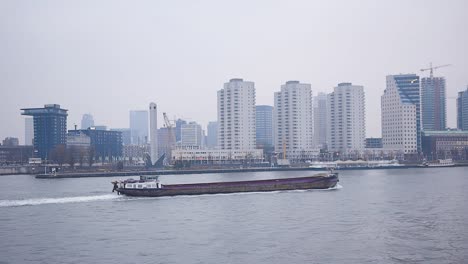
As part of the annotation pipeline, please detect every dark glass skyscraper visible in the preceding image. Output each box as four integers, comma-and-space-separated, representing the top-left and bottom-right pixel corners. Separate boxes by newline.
457, 87, 468, 130
175, 119, 187, 143
21, 104, 68, 159
421, 77, 446, 131
255, 105, 273, 148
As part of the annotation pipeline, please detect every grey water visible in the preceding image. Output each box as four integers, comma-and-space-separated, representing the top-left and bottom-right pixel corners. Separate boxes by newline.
0, 168, 467, 264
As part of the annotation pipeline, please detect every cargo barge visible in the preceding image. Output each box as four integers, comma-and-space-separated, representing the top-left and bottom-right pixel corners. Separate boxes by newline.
112, 172, 339, 197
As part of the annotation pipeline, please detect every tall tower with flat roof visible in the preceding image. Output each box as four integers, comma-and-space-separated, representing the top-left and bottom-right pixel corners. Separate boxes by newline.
382, 74, 421, 153
149, 102, 158, 164
421, 77, 446, 131
21, 104, 68, 159
217, 78, 256, 150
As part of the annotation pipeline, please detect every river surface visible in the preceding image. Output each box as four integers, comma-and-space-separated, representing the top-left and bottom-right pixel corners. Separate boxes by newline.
0, 168, 467, 264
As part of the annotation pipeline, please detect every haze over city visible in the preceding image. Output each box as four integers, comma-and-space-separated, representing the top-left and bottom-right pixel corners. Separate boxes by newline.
1, 0, 467, 143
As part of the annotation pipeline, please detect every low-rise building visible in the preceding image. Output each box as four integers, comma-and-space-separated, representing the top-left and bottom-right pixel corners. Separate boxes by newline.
365, 138, 383, 149
123, 144, 150, 165
66, 131, 91, 164
69, 129, 123, 161
422, 130, 468, 160
2, 137, 20, 147
171, 146, 263, 165
0, 145, 34, 164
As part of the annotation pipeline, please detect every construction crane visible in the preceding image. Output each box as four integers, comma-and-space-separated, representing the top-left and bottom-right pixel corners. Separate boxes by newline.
420, 63, 451, 78
163, 112, 176, 165
163, 112, 173, 130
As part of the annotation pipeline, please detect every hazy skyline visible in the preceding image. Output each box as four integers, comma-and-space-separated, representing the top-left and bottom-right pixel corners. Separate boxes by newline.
1, 0, 467, 143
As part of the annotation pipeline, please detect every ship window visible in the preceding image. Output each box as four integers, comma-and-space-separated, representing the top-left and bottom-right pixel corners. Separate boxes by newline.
137, 184, 143, 188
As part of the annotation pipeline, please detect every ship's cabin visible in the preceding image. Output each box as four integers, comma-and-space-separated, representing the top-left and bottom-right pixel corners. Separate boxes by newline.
121, 180, 162, 189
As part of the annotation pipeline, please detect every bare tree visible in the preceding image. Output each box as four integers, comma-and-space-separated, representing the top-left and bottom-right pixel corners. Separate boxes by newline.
51, 144, 66, 167
78, 148, 85, 167
88, 146, 95, 167
66, 146, 76, 168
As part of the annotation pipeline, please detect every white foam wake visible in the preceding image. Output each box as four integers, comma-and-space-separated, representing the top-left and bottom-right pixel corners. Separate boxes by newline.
0, 194, 119, 208
328, 183, 343, 190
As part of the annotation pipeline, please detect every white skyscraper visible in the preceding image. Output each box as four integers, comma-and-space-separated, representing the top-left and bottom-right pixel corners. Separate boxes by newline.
382, 75, 420, 153
181, 122, 203, 147
313, 92, 328, 149
274, 81, 315, 160
149, 102, 158, 163
24, 117, 34, 145
217, 78, 256, 150
327, 83, 366, 153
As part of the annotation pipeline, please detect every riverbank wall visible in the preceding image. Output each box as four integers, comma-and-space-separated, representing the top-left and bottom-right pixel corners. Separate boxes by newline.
0, 166, 36, 176
34, 165, 428, 179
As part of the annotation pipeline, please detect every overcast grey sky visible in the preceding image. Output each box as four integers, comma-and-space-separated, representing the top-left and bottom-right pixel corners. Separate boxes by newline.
1, 0, 467, 144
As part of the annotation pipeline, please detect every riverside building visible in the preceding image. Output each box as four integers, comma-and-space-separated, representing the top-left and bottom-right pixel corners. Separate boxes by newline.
181, 122, 204, 147
21, 104, 68, 159
274, 81, 315, 161
327, 83, 366, 153
457, 87, 468, 130
313, 92, 328, 149
421, 77, 446, 130
255, 105, 274, 149
381, 74, 420, 154
217, 78, 256, 151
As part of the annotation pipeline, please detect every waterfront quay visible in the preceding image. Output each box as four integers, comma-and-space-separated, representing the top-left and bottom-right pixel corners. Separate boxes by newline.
34, 164, 439, 179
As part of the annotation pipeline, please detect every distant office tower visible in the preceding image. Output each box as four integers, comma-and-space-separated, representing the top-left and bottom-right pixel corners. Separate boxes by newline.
181, 122, 203, 147
457, 86, 468, 130
256, 105, 273, 148
175, 119, 187, 142
158, 127, 176, 160
327, 83, 366, 153
382, 74, 420, 153
21, 104, 68, 159
217, 78, 256, 150
2, 137, 19, 146
81, 114, 94, 129
421, 77, 446, 130
149, 103, 158, 163
274, 81, 314, 159
201, 129, 206, 147
110, 128, 131, 145
313, 93, 328, 149
206, 121, 218, 148
130, 110, 149, 145
25, 117, 34, 145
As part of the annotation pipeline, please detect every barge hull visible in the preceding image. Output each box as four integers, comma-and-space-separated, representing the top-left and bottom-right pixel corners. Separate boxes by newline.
117, 175, 338, 197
